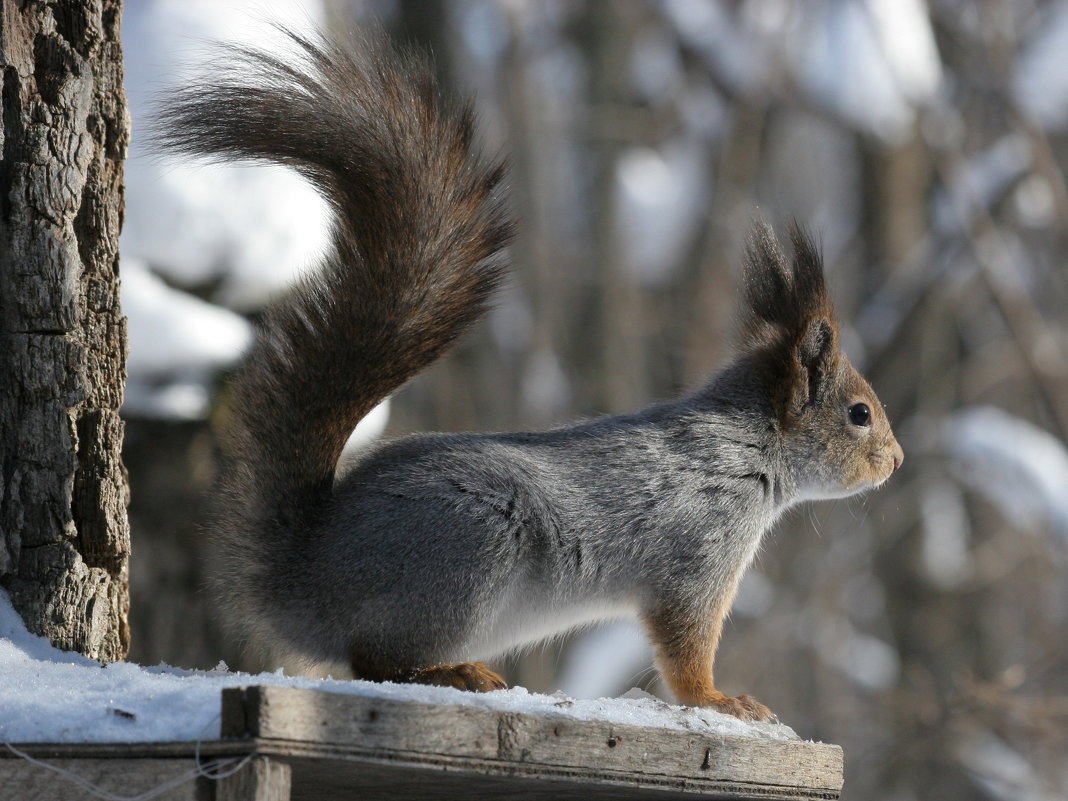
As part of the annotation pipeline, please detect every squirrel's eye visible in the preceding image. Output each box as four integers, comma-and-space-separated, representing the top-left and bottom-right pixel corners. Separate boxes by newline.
848, 403, 872, 427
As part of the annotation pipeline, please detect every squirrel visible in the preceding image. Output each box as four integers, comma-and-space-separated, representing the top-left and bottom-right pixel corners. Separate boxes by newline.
157, 28, 903, 722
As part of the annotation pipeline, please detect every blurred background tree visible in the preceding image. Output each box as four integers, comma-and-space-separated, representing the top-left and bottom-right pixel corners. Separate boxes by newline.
119, 2, 1068, 799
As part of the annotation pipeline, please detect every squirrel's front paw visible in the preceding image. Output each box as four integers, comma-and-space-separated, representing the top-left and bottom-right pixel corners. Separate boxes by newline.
704, 692, 777, 723
407, 662, 508, 692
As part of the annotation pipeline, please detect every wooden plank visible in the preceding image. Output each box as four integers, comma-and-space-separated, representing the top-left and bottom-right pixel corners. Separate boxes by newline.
268, 745, 842, 801
222, 684, 499, 759
494, 709, 842, 788
0, 756, 205, 801
274, 749, 837, 801
216, 756, 292, 801
221, 686, 843, 800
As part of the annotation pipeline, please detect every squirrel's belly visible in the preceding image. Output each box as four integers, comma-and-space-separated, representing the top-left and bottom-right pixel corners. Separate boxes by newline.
464, 591, 637, 661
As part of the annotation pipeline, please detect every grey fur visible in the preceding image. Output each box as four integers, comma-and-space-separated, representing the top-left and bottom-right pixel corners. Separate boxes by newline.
291, 379, 786, 667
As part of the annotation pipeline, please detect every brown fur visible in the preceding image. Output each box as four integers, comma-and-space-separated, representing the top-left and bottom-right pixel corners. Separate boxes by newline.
349, 643, 506, 692
642, 583, 775, 722
406, 663, 508, 692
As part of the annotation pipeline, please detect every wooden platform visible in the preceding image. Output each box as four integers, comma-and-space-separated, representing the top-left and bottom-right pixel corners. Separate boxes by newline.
2, 685, 844, 800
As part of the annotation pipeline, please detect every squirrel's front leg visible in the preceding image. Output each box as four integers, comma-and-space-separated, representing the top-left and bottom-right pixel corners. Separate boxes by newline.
642, 600, 776, 723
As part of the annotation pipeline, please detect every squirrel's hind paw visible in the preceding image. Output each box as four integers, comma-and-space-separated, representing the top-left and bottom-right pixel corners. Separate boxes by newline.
407, 662, 508, 693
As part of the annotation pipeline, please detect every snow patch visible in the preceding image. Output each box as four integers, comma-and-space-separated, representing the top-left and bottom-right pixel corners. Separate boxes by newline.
795, 0, 941, 143
123, 0, 331, 308
121, 258, 252, 419
1014, 0, 1068, 130
0, 590, 797, 744
615, 141, 707, 286
946, 406, 1068, 551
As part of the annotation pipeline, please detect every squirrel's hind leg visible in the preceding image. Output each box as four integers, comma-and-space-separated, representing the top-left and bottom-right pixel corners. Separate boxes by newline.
406, 662, 508, 692
350, 647, 507, 693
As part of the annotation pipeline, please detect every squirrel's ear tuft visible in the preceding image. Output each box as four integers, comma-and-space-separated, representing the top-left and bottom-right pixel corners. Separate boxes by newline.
737, 219, 841, 414
738, 219, 833, 343
738, 218, 793, 346
787, 223, 832, 321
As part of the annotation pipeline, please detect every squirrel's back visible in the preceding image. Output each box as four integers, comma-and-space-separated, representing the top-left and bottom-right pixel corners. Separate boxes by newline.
156, 29, 513, 652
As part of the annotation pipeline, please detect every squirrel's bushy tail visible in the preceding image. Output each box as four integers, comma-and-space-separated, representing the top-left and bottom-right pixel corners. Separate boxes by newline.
157, 29, 512, 644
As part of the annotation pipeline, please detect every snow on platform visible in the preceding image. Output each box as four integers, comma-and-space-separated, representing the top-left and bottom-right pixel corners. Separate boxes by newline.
0, 590, 794, 746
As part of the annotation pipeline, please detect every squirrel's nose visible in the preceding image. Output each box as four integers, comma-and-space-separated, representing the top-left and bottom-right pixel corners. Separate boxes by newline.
891, 442, 904, 472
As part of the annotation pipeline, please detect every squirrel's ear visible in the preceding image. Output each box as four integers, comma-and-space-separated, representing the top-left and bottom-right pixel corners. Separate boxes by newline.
785, 224, 839, 410
796, 316, 837, 410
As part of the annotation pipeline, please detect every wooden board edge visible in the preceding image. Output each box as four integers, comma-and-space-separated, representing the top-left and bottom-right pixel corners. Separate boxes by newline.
225, 686, 843, 794
256, 738, 841, 801
0, 739, 841, 800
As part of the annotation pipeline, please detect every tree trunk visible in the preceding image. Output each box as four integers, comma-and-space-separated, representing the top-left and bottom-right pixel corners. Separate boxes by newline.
0, 0, 129, 661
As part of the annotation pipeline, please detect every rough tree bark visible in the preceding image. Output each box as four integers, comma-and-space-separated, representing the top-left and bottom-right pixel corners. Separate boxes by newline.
0, 0, 129, 661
